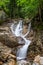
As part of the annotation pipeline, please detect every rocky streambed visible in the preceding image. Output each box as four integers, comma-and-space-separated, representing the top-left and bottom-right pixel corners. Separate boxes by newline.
0, 20, 43, 65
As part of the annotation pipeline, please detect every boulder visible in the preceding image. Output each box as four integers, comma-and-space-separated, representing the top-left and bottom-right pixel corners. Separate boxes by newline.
0, 42, 11, 61
0, 31, 19, 48
3, 59, 16, 65
33, 55, 43, 65
0, 26, 25, 48
0, 61, 3, 65
17, 60, 31, 65
22, 25, 28, 35
0, 42, 16, 65
0, 27, 9, 32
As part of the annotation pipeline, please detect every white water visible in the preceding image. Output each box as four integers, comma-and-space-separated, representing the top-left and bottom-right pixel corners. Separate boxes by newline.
17, 40, 31, 60
10, 20, 23, 36
14, 20, 23, 37
10, 20, 31, 60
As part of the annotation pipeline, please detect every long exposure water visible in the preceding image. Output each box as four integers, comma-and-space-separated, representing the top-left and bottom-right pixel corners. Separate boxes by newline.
10, 20, 31, 65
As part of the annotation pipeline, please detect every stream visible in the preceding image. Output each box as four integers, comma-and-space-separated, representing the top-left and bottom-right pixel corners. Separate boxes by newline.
10, 20, 31, 65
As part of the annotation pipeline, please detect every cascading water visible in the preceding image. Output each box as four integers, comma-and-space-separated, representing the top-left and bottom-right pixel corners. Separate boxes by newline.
10, 20, 23, 37
17, 39, 31, 60
10, 20, 31, 61
14, 20, 23, 37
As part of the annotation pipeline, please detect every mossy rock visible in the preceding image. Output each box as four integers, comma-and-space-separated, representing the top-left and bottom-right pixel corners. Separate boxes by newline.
0, 10, 8, 24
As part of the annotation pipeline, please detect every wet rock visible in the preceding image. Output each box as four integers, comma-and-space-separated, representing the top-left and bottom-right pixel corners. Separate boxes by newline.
33, 55, 43, 65
17, 60, 31, 65
16, 37, 25, 44
0, 42, 16, 65
3, 59, 16, 65
0, 27, 9, 32
0, 10, 7, 23
0, 61, 3, 65
27, 31, 43, 61
0, 25, 19, 47
0, 32, 19, 48
0, 42, 11, 61
33, 62, 39, 65
7, 59, 16, 65
22, 25, 28, 35
0, 26, 25, 48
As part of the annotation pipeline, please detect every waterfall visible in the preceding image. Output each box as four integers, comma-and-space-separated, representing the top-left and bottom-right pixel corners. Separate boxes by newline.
10, 20, 23, 37
14, 20, 23, 37
17, 39, 31, 60
10, 20, 31, 60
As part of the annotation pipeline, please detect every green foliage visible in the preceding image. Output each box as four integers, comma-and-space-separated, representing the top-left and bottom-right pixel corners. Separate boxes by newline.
17, 0, 39, 18
0, 10, 7, 24
0, 0, 9, 13
0, 0, 18, 18
0, 0, 43, 30
0, 0, 43, 19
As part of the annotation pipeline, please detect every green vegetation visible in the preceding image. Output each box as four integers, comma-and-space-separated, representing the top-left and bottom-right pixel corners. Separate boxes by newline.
17, 0, 39, 18
0, 0, 18, 18
0, 0, 43, 29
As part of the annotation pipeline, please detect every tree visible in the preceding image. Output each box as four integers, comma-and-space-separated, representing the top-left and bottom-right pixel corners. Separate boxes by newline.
0, 0, 18, 18
0, 0, 43, 20
0, 0, 9, 15
16, 0, 39, 19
